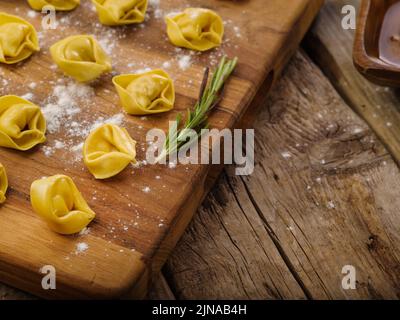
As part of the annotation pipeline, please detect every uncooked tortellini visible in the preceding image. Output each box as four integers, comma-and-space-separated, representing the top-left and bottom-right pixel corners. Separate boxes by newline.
113, 69, 175, 115
50, 35, 112, 82
30, 175, 96, 235
0, 12, 40, 64
27, 0, 80, 11
83, 124, 137, 179
0, 163, 8, 204
0, 95, 46, 151
165, 8, 224, 51
91, 0, 148, 25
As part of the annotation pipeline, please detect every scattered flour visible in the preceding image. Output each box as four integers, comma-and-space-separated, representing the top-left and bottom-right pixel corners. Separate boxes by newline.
54, 140, 65, 149
76, 242, 89, 254
135, 67, 152, 74
79, 227, 90, 236
177, 55, 192, 71
42, 146, 54, 157
71, 142, 84, 155
42, 81, 93, 134
27, 10, 37, 18
41, 80, 125, 160
98, 37, 115, 55
281, 151, 292, 159
90, 113, 125, 132
233, 26, 242, 38
149, 0, 160, 6
142, 186, 151, 193
327, 201, 335, 209
28, 82, 37, 89
162, 61, 171, 69
149, 0, 162, 19
154, 9, 163, 19
21, 92, 34, 100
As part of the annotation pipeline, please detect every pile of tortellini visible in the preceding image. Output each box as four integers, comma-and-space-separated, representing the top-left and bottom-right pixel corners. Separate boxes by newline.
0, 0, 226, 235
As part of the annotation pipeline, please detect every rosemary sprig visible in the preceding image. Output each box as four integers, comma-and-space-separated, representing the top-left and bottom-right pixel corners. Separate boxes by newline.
156, 56, 238, 163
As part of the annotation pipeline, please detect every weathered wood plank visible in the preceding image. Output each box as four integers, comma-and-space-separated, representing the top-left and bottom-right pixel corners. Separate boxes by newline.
163, 171, 307, 300
6, 48, 400, 299
0, 284, 34, 300
162, 50, 400, 299
0, 0, 323, 299
304, 0, 400, 167
147, 275, 175, 300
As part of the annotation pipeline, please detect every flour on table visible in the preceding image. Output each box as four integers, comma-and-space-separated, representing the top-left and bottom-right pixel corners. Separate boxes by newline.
27, 10, 37, 18
42, 81, 93, 134
21, 92, 34, 100
162, 61, 171, 69
177, 55, 192, 71
28, 82, 37, 89
90, 113, 125, 132
75, 242, 89, 254
281, 151, 292, 159
79, 227, 90, 236
40, 80, 126, 161
98, 37, 115, 55
327, 201, 335, 209
149, 0, 160, 6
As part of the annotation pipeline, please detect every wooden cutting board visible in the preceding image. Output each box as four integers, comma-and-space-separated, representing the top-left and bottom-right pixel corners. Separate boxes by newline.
0, 0, 323, 299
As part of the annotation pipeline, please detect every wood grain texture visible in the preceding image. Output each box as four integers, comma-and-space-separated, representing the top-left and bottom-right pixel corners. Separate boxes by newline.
161, 50, 400, 299
0, 0, 323, 298
304, 0, 400, 167
147, 275, 175, 300
0, 283, 34, 300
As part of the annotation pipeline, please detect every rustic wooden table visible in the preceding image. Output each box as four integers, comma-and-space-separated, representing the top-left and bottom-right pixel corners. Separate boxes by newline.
2, 0, 400, 300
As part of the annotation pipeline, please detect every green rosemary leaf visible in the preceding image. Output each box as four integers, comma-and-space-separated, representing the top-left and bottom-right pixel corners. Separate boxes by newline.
156, 56, 238, 163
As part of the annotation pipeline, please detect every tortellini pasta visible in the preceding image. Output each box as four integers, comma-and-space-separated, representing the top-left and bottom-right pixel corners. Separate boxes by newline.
30, 175, 96, 235
113, 69, 175, 115
0, 95, 46, 151
91, 0, 148, 25
165, 8, 224, 52
0, 12, 40, 64
0, 163, 8, 204
50, 35, 112, 82
83, 124, 137, 179
27, 0, 80, 11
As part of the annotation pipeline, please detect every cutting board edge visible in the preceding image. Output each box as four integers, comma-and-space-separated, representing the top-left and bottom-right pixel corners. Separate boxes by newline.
0, 0, 324, 299
128, 0, 325, 300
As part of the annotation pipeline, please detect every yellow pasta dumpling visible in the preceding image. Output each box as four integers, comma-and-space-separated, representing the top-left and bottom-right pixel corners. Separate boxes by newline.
31, 175, 96, 235
83, 124, 137, 179
113, 69, 175, 115
27, 0, 80, 11
0, 95, 46, 151
50, 35, 112, 82
91, 0, 148, 25
0, 163, 8, 204
0, 12, 40, 64
165, 8, 224, 52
